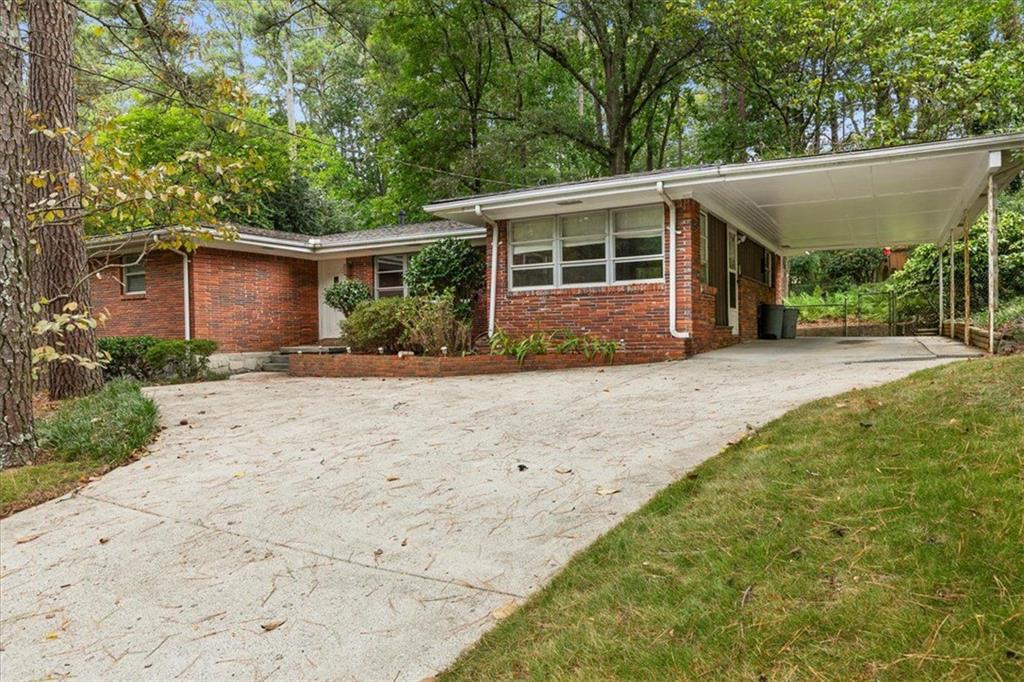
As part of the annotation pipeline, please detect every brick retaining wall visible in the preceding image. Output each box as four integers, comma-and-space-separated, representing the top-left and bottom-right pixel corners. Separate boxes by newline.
289, 350, 685, 378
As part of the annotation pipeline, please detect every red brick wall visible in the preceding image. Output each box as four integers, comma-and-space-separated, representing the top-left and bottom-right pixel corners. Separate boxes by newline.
486, 200, 693, 356
190, 249, 319, 352
482, 200, 778, 356
92, 250, 187, 340
346, 256, 374, 289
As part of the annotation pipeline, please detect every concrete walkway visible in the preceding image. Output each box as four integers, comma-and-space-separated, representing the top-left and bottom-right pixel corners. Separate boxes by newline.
0, 337, 980, 681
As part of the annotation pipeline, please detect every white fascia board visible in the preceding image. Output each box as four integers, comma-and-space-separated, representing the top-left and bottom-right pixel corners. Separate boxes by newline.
425, 133, 1024, 217
314, 229, 487, 255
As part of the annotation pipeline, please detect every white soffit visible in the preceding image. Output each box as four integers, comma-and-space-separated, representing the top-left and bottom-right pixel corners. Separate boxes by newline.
426, 133, 1024, 254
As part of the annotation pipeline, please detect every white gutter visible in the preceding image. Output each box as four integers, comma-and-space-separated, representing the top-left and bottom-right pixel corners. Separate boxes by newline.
425, 132, 1024, 216
656, 182, 690, 340
475, 204, 499, 337
169, 249, 191, 340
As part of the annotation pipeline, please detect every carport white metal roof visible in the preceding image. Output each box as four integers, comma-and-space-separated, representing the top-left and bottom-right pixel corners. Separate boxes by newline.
426, 133, 1024, 255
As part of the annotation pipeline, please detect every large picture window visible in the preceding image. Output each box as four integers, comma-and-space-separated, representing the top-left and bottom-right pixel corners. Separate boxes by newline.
509, 206, 663, 290
375, 254, 408, 297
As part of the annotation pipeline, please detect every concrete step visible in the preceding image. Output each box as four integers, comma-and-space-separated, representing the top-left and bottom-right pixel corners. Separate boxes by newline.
262, 354, 290, 372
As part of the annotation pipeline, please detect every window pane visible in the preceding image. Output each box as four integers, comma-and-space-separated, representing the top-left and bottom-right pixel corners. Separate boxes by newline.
562, 238, 605, 262
125, 273, 146, 293
561, 212, 604, 238
377, 271, 404, 289
512, 267, 553, 288
512, 219, 554, 242
614, 206, 663, 233
378, 288, 404, 298
615, 234, 662, 258
562, 263, 606, 285
377, 255, 404, 272
512, 243, 553, 265
615, 259, 663, 281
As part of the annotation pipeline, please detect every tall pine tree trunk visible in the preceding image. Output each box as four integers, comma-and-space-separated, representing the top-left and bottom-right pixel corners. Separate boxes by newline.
28, 0, 102, 399
1, 0, 36, 466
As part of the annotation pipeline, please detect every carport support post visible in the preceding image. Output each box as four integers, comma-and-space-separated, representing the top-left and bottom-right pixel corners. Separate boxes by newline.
937, 241, 944, 335
949, 234, 955, 338
963, 230, 970, 345
987, 174, 998, 353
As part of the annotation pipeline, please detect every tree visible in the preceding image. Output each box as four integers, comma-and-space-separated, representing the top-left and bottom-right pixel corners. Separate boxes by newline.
28, 0, 103, 399
1, 0, 35, 465
483, 0, 706, 174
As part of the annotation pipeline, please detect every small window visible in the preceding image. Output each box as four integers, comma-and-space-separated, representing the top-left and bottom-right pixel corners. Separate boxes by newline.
510, 217, 555, 288
612, 206, 663, 283
560, 212, 606, 285
699, 212, 709, 285
375, 255, 408, 298
123, 255, 146, 294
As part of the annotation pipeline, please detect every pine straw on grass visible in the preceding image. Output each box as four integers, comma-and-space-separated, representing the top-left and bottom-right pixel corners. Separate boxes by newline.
441, 356, 1024, 681
1, 379, 158, 518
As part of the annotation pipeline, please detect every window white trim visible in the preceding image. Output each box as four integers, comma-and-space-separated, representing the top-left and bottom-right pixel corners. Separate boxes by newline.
122, 254, 146, 295
508, 205, 665, 291
699, 211, 709, 286
374, 254, 409, 298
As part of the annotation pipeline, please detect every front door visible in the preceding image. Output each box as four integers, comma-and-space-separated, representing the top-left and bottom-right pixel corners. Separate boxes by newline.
727, 228, 739, 334
318, 259, 347, 340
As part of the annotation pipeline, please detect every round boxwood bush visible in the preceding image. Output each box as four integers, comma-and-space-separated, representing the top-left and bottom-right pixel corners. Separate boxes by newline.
404, 238, 485, 318
324, 278, 372, 315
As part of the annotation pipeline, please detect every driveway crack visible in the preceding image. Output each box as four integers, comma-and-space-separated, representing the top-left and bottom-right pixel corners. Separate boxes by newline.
76, 492, 525, 600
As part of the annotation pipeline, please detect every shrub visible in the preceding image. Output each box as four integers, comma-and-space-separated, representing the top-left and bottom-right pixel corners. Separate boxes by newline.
404, 237, 485, 319
36, 379, 159, 465
324, 278, 372, 315
98, 335, 160, 380
404, 293, 473, 355
341, 297, 420, 353
144, 339, 218, 381
490, 328, 618, 365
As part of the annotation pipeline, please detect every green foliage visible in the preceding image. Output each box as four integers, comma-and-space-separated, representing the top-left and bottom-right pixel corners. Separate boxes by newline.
265, 173, 352, 235
441, 356, 1024, 680
784, 285, 891, 323
97, 336, 160, 380
489, 329, 618, 365
36, 379, 159, 465
341, 297, 420, 354
403, 293, 474, 356
324, 279, 372, 315
341, 295, 475, 355
789, 249, 885, 293
144, 339, 218, 382
972, 296, 1024, 340
890, 191, 1024, 319
404, 238, 486, 318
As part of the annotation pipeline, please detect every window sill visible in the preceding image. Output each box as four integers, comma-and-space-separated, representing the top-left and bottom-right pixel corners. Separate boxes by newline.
121, 292, 147, 300
508, 279, 665, 296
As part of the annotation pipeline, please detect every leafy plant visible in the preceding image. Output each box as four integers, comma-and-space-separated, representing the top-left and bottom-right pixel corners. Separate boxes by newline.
97, 335, 160, 380
404, 238, 485, 319
340, 297, 420, 353
490, 328, 618, 365
36, 379, 158, 465
403, 293, 474, 355
144, 339, 218, 382
324, 279, 372, 316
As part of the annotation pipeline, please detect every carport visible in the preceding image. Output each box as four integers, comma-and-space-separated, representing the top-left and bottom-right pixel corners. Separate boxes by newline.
428, 132, 1024, 352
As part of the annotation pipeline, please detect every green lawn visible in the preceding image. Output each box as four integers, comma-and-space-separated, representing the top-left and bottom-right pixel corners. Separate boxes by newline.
442, 356, 1024, 681
1, 379, 158, 517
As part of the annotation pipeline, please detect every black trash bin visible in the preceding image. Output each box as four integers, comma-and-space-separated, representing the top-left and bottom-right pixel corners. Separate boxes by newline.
759, 303, 784, 339
782, 307, 799, 339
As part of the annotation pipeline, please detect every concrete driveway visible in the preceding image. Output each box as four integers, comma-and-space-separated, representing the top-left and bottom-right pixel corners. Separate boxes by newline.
1, 337, 979, 681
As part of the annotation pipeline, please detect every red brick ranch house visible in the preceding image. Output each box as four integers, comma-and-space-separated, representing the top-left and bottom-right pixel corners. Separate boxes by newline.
89, 134, 1023, 370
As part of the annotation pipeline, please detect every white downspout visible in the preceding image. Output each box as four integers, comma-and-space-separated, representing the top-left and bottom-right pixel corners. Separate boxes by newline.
656, 181, 690, 339
170, 249, 191, 340
475, 204, 499, 337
